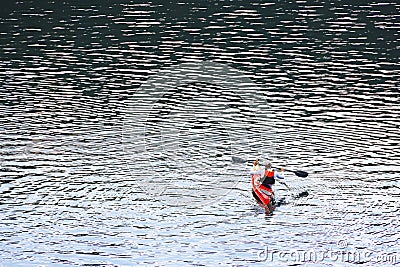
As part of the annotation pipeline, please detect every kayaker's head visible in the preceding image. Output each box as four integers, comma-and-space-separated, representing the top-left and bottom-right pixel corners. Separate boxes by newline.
265, 161, 272, 169
254, 159, 259, 166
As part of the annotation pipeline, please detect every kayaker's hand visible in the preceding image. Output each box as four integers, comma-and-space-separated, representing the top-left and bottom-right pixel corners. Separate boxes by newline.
281, 168, 284, 172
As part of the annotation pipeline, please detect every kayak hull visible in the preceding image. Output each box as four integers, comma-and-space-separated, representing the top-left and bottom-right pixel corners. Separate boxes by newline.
252, 174, 276, 213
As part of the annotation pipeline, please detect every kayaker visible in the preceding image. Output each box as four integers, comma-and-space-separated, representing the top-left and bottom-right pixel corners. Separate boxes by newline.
260, 161, 284, 187
249, 161, 284, 186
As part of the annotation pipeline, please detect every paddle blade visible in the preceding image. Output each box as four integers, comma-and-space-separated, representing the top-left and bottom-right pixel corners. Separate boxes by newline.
232, 156, 249, 164
295, 191, 309, 198
294, 170, 308, 177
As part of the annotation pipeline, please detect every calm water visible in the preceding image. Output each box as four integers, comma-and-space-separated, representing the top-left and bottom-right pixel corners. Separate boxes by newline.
1, 0, 399, 266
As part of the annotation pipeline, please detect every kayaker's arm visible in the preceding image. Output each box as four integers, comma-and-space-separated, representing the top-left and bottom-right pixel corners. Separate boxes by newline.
275, 168, 285, 179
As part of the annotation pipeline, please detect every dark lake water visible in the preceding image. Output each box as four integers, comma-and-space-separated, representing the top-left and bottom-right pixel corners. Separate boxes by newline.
1, 0, 399, 266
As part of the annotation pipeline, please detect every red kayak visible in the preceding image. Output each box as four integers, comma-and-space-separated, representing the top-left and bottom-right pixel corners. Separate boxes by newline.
251, 173, 276, 213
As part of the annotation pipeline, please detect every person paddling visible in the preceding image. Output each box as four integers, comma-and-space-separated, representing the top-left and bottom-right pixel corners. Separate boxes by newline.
250, 160, 285, 188
260, 161, 284, 188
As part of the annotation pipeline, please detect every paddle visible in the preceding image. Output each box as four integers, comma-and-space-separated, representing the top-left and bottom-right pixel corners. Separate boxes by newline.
232, 156, 309, 178
281, 169, 308, 178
